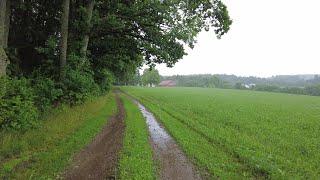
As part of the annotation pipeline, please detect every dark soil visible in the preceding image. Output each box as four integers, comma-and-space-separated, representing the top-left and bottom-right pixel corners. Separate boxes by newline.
64, 93, 125, 180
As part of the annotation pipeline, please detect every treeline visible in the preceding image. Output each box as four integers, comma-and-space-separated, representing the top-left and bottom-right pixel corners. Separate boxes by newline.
163, 74, 320, 96
163, 74, 228, 88
229, 74, 320, 96
216, 74, 320, 87
252, 84, 320, 96
0, 0, 231, 131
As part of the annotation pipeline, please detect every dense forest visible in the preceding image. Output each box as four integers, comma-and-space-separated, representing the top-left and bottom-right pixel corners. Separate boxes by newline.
0, 0, 232, 131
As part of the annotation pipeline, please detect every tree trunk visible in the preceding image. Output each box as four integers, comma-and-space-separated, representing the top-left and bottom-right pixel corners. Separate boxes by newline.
4, 0, 10, 48
59, 0, 70, 80
0, 0, 8, 76
80, 0, 95, 57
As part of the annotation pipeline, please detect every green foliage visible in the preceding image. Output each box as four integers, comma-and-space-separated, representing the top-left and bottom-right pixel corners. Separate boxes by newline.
2, 0, 232, 132
305, 84, 320, 96
32, 77, 63, 112
254, 84, 320, 96
122, 87, 320, 179
62, 68, 99, 105
0, 77, 38, 131
164, 74, 225, 88
95, 68, 114, 93
141, 68, 160, 86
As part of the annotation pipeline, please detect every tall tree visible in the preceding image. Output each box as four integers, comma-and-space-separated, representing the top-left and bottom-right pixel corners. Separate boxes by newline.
0, 0, 7, 76
80, 0, 95, 57
4, 0, 10, 48
60, 0, 70, 79
142, 68, 160, 87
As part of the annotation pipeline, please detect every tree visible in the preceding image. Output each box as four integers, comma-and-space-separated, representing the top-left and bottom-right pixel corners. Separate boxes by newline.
0, 0, 232, 131
60, 0, 70, 80
80, 0, 95, 57
0, 0, 8, 76
305, 84, 320, 96
234, 82, 242, 89
141, 68, 160, 87
4, 0, 10, 49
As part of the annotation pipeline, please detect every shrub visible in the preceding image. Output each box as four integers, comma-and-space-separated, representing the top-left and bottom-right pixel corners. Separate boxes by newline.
0, 77, 38, 131
95, 69, 114, 94
32, 77, 63, 112
62, 68, 100, 105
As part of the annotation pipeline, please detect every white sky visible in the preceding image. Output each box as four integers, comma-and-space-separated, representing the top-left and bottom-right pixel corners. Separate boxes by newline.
153, 0, 320, 77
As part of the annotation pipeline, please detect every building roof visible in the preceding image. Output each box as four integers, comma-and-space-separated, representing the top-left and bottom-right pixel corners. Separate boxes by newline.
159, 80, 176, 87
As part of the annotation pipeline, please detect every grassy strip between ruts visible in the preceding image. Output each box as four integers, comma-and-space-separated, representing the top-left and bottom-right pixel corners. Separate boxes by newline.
0, 93, 116, 179
118, 94, 156, 179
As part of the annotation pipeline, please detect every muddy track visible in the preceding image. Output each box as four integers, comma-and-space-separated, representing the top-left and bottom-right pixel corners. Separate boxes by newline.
134, 100, 202, 180
64, 93, 125, 180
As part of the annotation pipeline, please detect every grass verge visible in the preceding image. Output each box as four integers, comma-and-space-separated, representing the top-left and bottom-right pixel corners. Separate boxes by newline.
118, 94, 156, 179
0, 94, 116, 179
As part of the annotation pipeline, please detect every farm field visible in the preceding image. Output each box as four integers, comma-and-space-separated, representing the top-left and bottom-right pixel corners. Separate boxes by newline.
121, 87, 320, 179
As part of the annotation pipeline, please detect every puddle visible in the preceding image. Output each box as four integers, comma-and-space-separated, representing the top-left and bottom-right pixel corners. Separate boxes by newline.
135, 101, 201, 180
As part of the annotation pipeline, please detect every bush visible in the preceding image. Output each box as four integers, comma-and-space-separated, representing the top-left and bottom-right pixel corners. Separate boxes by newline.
0, 77, 38, 131
32, 77, 63, 112
95, 69, 114, 94
62, 68, 100, 105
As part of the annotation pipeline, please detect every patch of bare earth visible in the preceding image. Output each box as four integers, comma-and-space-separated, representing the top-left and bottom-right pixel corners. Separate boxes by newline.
64, 93, 125, 180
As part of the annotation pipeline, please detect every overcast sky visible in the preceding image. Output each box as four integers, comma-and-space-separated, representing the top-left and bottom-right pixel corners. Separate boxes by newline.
153, 0, 320, 77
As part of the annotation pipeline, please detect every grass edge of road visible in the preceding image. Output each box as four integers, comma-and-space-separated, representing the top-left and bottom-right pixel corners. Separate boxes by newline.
118, 94, 156, 179
0, 93, 117, 179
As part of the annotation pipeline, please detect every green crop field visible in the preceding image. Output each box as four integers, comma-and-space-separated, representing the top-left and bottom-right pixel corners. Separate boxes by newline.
121, 87, 320, 179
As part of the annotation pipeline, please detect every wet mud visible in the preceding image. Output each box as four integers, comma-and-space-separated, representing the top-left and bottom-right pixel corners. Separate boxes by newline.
136, 101, 201, 180
64, 94, 125, 180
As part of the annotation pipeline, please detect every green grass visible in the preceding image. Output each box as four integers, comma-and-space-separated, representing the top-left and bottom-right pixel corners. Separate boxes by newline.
121, 87, 320, 179
0, 94, 116, 179
118, 94, 156, 179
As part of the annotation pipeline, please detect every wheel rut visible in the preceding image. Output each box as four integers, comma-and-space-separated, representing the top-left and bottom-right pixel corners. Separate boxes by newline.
64, 93, 125, 180
134, 100, 202, 180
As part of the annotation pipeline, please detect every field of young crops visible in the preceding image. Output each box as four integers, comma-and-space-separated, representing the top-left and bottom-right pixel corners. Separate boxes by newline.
121, 87, 320, 179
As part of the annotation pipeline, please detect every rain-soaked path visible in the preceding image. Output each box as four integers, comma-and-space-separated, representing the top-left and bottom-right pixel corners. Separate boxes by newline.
135, 100, 201, 180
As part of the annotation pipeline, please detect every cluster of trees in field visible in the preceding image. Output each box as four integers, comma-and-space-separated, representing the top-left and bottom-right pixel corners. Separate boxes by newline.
163, 74, 228, 88
122, 68, 161, 87
0, 0, 231, 131
141, 69, 160, 87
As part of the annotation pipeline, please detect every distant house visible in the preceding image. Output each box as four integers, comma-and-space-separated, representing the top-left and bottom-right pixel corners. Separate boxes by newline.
159, 80, 176, 87
243, 83, 256, 89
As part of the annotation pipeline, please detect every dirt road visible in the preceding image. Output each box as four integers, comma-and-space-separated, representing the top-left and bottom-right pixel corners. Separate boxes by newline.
64, 91, 202, 180
64, 94, 125, 180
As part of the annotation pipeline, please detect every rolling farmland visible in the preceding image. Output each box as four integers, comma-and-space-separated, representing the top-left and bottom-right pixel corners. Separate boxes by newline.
121, 87, 320, 179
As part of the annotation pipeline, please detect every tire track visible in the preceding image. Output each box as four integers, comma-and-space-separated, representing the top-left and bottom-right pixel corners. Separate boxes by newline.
64, 93, 125, 180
